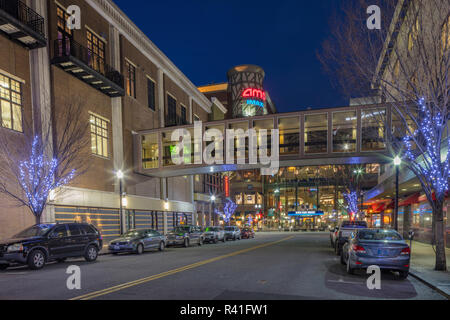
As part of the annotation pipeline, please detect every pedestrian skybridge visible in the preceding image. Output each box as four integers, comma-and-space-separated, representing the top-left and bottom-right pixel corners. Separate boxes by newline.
133, 104, 394, 178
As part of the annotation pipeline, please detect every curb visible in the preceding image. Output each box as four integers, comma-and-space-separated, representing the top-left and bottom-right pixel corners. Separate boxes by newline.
408, 270, 450, 300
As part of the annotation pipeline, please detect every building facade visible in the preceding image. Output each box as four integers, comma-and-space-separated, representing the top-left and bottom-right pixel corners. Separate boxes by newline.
0, 0, 224, 241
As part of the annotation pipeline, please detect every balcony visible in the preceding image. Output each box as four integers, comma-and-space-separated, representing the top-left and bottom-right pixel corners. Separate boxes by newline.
51, 39, 125, 98
0, 0, 46, 49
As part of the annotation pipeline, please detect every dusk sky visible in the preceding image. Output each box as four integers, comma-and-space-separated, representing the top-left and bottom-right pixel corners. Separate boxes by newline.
113, 0, 346, 113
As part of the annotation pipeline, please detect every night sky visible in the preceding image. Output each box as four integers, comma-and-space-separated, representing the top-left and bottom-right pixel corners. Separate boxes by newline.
113, 0, 346, 113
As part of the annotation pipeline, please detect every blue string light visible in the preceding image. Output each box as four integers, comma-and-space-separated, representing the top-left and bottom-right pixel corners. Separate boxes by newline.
215, 199, 238, 223
402, 98, 450, 198
18, 136, 75, 216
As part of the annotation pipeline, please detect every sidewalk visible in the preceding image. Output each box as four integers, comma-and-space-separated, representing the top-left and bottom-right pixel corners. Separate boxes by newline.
409, 241, 450, 298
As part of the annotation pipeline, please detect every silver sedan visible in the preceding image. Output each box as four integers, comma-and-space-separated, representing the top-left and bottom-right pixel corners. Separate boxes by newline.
342, 229, 411, 280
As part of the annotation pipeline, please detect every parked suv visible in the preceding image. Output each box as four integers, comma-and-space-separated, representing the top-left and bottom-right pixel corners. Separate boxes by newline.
224, 226, 241, 241
167, 225, 204, 247
0, 223, 103, 270
203, 227, 225, 243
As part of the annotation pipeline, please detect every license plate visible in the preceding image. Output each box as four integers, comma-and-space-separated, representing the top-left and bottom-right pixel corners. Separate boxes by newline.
378, 249, 388, 256
114, 245, 120, 250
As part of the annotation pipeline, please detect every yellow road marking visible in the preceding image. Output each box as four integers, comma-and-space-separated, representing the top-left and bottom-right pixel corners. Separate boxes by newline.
70, 236, 294, 300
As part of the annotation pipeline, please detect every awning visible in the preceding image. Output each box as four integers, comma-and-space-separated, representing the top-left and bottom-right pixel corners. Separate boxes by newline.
399, 193, 420, 207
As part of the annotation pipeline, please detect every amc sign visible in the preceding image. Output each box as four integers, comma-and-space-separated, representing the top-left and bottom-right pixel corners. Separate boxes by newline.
241, 88, 266, 101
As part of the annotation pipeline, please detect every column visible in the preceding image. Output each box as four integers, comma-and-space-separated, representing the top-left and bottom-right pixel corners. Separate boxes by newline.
30, 0, 54, 223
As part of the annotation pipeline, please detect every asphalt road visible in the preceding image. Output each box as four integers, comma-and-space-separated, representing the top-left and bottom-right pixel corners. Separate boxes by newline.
0, 232, 446, 300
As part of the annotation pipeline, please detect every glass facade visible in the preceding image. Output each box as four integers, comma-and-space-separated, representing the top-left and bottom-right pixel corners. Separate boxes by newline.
361, 108, 386, 151
279, 117, 300, 155
142, 133, 159, 169
332, 111, 356, 153
229, 121, 249, 160
304, 113, 327, 154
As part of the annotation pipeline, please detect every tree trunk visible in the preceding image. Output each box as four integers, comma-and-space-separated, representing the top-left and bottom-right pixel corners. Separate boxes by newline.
433, 203, 447, 271
35, 214, 41, 225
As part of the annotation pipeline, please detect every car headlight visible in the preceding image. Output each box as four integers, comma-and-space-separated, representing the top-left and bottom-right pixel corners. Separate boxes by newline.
7, 243, 23, 252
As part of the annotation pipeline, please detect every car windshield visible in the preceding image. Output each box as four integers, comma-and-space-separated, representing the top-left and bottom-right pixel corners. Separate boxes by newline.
14, 224, 55, 238
122, 230, 145, 237
341, 221, 367, 228
174, 227, 190, 233
358, 230, 403, 241
224, 227, 234, 231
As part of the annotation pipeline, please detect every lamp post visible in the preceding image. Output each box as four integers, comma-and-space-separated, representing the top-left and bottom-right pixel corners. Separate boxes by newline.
116, 170, 124, 234
211, 195, 216, 226
394, 156, 402, 231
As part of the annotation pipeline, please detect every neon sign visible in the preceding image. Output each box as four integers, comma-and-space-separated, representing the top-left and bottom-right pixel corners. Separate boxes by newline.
246, 100, 264, 108
242, 88, 266, 101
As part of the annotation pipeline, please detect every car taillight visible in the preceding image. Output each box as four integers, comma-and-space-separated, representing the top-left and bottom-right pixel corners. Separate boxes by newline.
401, 247, 411, 255
352, 244, 366, 253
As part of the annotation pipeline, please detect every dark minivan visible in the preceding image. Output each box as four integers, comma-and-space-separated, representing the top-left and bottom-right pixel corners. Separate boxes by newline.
0, 223, 103, 270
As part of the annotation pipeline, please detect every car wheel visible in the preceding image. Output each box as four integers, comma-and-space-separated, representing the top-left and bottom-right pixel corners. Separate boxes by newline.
398, 271, 409, 280
0, 264, 9, 270
222, 237, 226, 243
112, 252, 119, 255
335, 242, 341, 256
346, 257, 354, 275
28, 249, 46, 270
136, 244, 144, 255
85, 245, 98, 262
159, 241, 165, 252
214, 238, 218, 244
184, 238, 189, 248
233, 236, 236, 241
57, 258, 67, 263
198, 238, 203, 246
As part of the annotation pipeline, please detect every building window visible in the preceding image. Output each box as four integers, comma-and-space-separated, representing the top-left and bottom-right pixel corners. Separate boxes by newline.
56, 5, 72, 56
332, 111, 356, 153
147, 78, 156, 111
142, 133, 159, 169
304, 113, 328, 154
167, 94, 177, 125
86, 30, 105, 74
0, 73, 23, 132
181, 105, 187, 124
125, 60, 136, 98
408, 16, 419, 52
90, 114, 109, 158
442, 14, 450, 54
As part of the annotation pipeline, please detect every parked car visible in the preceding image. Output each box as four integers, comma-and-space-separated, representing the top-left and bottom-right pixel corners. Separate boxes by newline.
224, 226, 241, 240
203, 227, 225, 243
167, 225, 204, 247
0, 223, 102, 270
241, 228, 255, 239
332, 220, 368, 255
109, 229, 166, 254
293, 226, 302, 232
341, 229, 410, 279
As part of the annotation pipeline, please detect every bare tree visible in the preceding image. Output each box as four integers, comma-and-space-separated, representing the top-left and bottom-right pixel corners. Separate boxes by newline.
0, 98, 91, 224
318, 0, 449, 270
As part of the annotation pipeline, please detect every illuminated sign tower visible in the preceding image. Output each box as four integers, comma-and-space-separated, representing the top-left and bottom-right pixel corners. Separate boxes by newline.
227, 65, 268, 118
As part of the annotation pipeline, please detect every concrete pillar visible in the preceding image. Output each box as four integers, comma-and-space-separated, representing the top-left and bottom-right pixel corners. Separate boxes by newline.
30, 0, 54, 223
163, 212, 168, 235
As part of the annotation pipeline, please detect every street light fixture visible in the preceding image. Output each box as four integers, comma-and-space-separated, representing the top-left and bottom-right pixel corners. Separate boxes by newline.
393, 156, 402, 231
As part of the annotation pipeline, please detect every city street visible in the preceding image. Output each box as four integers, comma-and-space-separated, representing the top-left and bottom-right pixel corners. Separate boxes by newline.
0, 233, 445, 300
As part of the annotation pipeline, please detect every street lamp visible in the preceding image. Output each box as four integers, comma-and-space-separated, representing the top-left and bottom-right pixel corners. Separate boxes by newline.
393, 156, 402, 231
116, 170, 124, 234
210, 195, 216, 226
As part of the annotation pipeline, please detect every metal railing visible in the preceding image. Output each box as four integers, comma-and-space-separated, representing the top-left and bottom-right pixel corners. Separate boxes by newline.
0, 0, 45, 37
165, 114, 188, 127
53, 39, 124, 89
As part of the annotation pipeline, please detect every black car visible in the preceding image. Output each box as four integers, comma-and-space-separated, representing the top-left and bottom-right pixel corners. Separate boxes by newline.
108, 229, 167, 254
0, 223, 103, 270
167, 225, 204, 247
